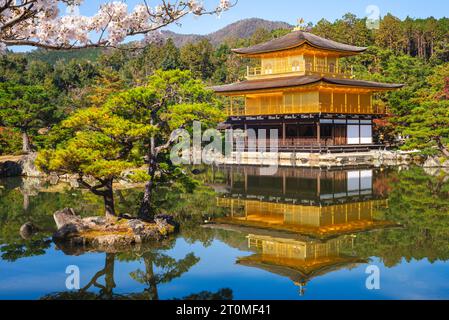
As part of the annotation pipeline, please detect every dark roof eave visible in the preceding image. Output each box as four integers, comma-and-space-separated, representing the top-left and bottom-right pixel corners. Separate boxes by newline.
231, 31, 368, 56
232, 41, 368, 56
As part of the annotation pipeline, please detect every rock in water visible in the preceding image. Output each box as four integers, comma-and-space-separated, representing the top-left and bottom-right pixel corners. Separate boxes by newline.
19, 222, 39, 239
52, 208, 176, 252
53, 208, 79, 230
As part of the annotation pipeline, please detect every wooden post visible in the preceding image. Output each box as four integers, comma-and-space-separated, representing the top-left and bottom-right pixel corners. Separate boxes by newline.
282, 122, 286, 146
332, 123, 335, 145
344, 93, 348, 113
358, 94, 361, 114
331, 91, 334, 112
230, 166, 234, 188
230, 97, 233, 115
244, 95, 247, 116
283, 171, 286, 195
317, 170, 321, 197
317, 121, 321, 146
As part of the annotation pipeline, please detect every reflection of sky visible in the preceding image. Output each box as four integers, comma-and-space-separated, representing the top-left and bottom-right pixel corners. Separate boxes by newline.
2, 239, 449, 300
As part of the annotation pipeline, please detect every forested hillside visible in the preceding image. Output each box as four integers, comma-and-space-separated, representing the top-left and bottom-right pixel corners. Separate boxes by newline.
1, 13, 448, 156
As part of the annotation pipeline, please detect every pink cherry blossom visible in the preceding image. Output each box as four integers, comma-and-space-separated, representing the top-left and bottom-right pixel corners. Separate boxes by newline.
0, 0, 235, 52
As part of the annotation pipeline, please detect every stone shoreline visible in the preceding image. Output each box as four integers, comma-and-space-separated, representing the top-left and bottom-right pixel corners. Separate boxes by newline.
211, 150, 425, 168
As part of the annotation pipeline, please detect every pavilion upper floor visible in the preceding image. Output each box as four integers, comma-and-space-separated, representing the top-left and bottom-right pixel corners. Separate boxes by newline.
233, 30, 368, 80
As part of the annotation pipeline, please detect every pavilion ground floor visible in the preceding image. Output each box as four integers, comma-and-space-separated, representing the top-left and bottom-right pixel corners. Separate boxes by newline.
225, 113, 382, 153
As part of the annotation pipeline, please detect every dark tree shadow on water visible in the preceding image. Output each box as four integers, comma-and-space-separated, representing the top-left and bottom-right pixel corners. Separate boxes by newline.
40, 243, 232, 301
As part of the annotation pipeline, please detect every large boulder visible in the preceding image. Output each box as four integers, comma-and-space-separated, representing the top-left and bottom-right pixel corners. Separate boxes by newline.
53, 208, 82, 230
19, 222, 40, 240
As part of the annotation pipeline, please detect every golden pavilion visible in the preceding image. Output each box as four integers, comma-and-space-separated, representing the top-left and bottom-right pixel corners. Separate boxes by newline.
212, 30, 404, 152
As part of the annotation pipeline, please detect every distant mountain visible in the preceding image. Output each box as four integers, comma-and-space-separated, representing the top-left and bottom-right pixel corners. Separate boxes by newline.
162, 18, 293, 47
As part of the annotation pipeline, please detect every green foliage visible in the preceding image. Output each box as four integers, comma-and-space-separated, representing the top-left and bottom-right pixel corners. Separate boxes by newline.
351, 167, 449, 266
181, 39, 216, 80
0, 83, 56, 130
36, 107, 152, 180
106, 69, 223, 215
0, 128, 21, 155
26, 48, 103, 65
0, 82, 59, 152
52, 59, 100, 92
106, 69, 224, 140
0, 54, 28, 84
35, 70, 222, 216
401, 101, 449, 155
161, 39, 183, 71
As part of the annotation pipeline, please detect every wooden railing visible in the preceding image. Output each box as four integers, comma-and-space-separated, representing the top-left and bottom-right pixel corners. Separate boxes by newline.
246, 63, 353, 79
225, 103, 388, 117
304, 63, 353, 79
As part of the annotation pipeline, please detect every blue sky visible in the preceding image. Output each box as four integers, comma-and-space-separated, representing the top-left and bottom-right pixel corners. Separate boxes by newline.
79, 0, 448, 35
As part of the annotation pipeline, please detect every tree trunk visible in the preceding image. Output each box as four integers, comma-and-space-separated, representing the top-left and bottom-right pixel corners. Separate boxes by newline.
144, 257, 159, 300
103, 253, 116, 299
22, 131, 32, 154
139, 118, 157, 220
139, 157, 156, 220
103, 179, 116, 220
436, 139, 449, 158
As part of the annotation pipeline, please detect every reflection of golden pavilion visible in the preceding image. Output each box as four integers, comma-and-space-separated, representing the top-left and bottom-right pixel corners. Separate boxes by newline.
215, 167, 395, 239
237, 234, 366, 294
212, 167, 396, 294
217, 198, 391, 238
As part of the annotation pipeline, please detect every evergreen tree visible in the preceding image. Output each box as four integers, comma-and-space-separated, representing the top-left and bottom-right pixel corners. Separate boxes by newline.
181, 39, 216, 80
401, 100, 449, 156
36, 107, 154, 218
105, 70, 223, 219
161, 39, 183, 71
0, 83, 57, 153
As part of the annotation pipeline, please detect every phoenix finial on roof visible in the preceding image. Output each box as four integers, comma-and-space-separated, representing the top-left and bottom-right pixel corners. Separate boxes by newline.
293, 18, 306, 31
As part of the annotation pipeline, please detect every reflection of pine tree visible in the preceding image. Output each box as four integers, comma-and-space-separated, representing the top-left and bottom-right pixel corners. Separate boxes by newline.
129, 252, 200, 300
41, 249, 233, 300
41, 253, 119, 300
81, 253, 117, 300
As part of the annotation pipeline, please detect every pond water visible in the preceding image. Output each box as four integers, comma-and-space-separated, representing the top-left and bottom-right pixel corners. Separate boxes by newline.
1, 166, 449, 300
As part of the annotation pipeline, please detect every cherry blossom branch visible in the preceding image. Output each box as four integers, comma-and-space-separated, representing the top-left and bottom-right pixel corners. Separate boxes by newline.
0, 0, 237, 52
